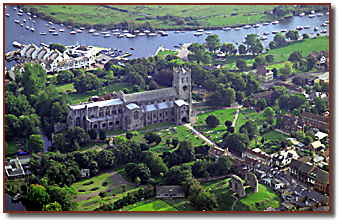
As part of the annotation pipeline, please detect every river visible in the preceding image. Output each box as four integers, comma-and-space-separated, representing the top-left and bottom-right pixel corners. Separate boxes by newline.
5, 6, 329, 60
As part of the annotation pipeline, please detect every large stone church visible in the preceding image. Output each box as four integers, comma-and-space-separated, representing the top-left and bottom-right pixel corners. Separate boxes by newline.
67, 65, 192, 131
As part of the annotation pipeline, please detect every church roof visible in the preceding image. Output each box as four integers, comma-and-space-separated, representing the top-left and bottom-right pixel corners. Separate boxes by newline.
174, 99, 189, 107
123, 88, 177, 103
70, 98, 123, 110
126, 103, 140, 110
143, 101, 174, 112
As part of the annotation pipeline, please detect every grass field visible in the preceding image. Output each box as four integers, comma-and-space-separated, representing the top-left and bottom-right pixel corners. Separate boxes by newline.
194, 108, 238, 142
239, 184, 281, 211
55, 83, 75, 93
130, 125, 206, 154
67, 82, 132, 104
126, 199, 178, 211
24, 5, 277, 29
157, 50, 177, 57
72, 169, 140, 211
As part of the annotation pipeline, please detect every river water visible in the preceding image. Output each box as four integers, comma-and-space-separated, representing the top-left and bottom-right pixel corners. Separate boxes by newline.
5, 6, 329, 59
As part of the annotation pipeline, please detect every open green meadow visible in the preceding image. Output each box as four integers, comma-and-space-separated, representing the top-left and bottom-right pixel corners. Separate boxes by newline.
239, 184, 281, 211
24, 5, 277, 29
194, 108, 238, 142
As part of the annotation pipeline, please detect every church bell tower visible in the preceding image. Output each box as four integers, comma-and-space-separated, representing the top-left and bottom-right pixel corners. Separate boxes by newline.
172, 65, 192, 105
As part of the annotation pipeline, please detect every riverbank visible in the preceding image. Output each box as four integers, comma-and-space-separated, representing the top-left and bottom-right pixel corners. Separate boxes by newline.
20, 5, 328, 32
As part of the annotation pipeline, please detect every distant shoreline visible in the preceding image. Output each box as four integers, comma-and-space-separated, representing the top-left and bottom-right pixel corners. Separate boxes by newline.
19, 5, 327, 32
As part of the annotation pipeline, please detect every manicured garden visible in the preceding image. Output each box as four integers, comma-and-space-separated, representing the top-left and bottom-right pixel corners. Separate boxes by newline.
125, 199, 178, 211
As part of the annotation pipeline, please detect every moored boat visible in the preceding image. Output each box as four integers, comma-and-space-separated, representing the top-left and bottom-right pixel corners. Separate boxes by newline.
70, 31, 77, 35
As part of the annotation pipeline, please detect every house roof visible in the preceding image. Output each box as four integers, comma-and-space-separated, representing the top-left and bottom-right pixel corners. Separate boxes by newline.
156, 185, 185, 197
123, 88, 177, 103
310, 141, 324, 149
315, 131, 328, 140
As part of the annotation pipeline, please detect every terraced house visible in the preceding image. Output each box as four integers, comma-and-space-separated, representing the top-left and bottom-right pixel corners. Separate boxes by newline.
67, 66, 192, 131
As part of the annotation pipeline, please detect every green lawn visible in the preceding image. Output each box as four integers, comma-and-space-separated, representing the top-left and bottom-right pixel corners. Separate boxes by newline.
67, 82, 132, 104
55, 83, 75, 93
125, 199, 178, 211
24, 5, 277, 29
130, 125, 206, 154
157, 50, 177, 57
239, 184, 281, 211
262, 130, 289, 142
195, 108, 238, 143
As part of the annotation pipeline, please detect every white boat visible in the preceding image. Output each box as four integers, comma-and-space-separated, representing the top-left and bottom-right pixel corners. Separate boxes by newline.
20, 23, 24, 27
137, 33, 146, 36
205, 31, 212, 35
70, 31, 77, 35
326, 12, 329, 15
314, 27, 319, 31
253, 24, 261, 28
194, 32, 203, 36
30, 27, 35, 32
126, 34, 136, 38
76, 29, 82, 33
148, 33, 158, 37
33, 15, 37, 18
197, 29, 204, 32
5, 13, 10, 17
144, 30, 151, 33
12, 41, 22, 48
40, 32, 47, 35
244, 25, 251, 29
48, 21, 53, 25
23, 19, 26, 23
320, 29, 327, 33
317, 13, 323, 17
52, 32, 59, 36
299, 13, 305, 17
308, 14, 316, 18
89, 29, 96, 33
296, 26, 304, 30
93, 33, 100, 36
304, 26, 310, 29
101, 31, 110, 34
133, 30, 140, 33
222, 27, 231, 31
272, 21, 279, 24
80, 27, 85, 30
104, 34, 111, 37
112, 32, 121, 35
118, 34, 125, 38
19, 9, 23, 13
260, 36, 267, 40
263, 32, 269, 35
59, 29, 65, 32
159, 31, 169, 36
122, 30, 129, 33
263, 22, 270, 26
27, 12, 31, 16
48, 29, 56, 32
235, 27, 241, 31
13, 7, 17, 10
25, 25, 30, 30
17, 12, 23, 16
281, 29, 287, 33
272, 30, 278, 34
14, 19, 20, 24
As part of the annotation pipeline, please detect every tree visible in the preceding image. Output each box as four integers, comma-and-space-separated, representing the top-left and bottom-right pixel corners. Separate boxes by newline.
236, 59, 247, 71
42, 201, 63, 211
142, 151, 168, 177
21, 63, 47, 96
57, 70, 74, 84
265, 55, 274, 63
285, 30, 300, 41
254, 55, 266, 67
238, 44, 247, 55
126, 132, 134, 140
96, 150, 115, 169
256, 98, 267, 111
47, 185, 76, 211
99, 129, 107, 140
49, 43, 66, 53
52, 127, 90, 153
125, 163, 151, 184
206, 115, 220, 128
25, 184, 50, 210
144, 132, 161, 145
273, 33, 287, 48
164, 165, 193, 185
205, 34, 221, 52
223, 133, 249, 156
221, 43, 236, 55
7, 92, 35, 117
73, 73, 102, 93
288, 51, 303, 62
245, 34, 264, 55
239, 121, 258, 140
225, 120, 233, 129
88, 129, 98, 140
272, 5, 290, 17
18, 114, 41, 138
189, 190, 218, 211
263, 107, 276, 125
208, 156, 232, 176
6, 114, 21, 140
28, 134, 44, 153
